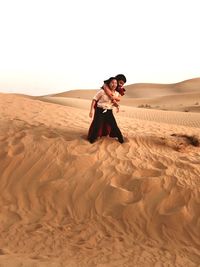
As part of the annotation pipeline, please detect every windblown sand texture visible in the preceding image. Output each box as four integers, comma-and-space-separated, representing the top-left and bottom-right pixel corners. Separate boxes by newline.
0, 77, 200, 267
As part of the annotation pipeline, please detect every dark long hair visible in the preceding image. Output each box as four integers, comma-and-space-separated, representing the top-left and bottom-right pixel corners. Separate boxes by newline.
115, 74, 127, 83
103, 77, 117, 86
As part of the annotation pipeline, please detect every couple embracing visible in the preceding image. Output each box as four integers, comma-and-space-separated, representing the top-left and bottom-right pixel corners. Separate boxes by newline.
88, 74, 127, 144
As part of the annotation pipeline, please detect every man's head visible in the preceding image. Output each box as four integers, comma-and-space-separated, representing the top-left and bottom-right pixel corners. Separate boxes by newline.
115, 74, 127, 87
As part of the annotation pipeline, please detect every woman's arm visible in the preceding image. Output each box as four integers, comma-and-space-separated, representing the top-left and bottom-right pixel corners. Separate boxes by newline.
89, 90, 103, 117
89, 99, 96, 118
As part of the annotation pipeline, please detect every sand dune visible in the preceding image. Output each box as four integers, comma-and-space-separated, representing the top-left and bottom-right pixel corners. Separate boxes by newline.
51, 89, 97, 100
46, 77, 200, 114
0, 92, 200, 266
39, 96, 91, 110
52, 77, 200, 100
121, 92, 200, 109
39, 96, 200, 128
124, 77, 200, 98
41, 92, 200, 111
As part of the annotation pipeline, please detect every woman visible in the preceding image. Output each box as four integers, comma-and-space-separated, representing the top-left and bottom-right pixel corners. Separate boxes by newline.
102, 74, 127, 112
88, 77, 124, 144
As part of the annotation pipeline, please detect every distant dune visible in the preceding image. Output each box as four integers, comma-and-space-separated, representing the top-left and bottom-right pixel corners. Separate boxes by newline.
51, 77, 200, 99
50, 89, 97, 100
40, 77, 200, 114
0, 77, 200, 267
121, 92, 200, 109
124, 77, 200, 98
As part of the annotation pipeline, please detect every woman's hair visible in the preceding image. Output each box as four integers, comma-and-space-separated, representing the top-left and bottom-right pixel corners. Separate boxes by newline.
115, 74, 127, 83
103, 77, 117, 85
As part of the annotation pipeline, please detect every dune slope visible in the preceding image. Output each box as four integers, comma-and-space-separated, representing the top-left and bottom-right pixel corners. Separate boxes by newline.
0, 93, 200, 267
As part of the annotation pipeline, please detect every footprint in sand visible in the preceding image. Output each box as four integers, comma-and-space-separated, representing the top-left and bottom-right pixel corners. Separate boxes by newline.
0, 140, 9, 159
133, 168, 163, 178
151, 161, 168, 170
108, 165, 164, 206
0, 248, 7, 255
6, 131, 26, 157
110, 176, 143, 204
0, 135, 7, 141
41, 131, 59, 139
7, 144, 25, 156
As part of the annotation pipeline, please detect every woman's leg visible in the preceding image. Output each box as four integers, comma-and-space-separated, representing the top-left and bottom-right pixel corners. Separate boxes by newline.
106, 110, 124, 143
88, 108, 104, 143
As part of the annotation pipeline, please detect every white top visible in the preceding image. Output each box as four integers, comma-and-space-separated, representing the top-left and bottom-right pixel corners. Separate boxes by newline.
93, 89, 119, 110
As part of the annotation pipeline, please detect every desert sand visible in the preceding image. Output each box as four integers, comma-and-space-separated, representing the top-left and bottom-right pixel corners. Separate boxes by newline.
0, 78, 200, 267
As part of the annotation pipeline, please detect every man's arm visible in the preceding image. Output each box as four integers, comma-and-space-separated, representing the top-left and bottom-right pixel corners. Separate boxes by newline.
103, 84, 120, 102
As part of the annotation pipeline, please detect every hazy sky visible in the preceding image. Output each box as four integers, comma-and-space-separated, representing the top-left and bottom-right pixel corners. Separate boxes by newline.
0, 0, 200, 95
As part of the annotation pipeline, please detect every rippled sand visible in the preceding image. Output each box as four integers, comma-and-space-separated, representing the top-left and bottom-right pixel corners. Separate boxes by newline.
0, 87, 200, 267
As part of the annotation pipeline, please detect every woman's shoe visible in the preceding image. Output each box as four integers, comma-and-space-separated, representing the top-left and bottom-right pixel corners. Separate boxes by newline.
118, 137, 124, 143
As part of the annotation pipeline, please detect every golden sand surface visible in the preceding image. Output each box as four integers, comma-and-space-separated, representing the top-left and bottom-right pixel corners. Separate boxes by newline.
0, 78, 200, 266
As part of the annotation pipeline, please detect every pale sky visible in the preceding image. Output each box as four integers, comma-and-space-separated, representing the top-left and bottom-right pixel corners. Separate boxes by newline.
0, 0, 200, 96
